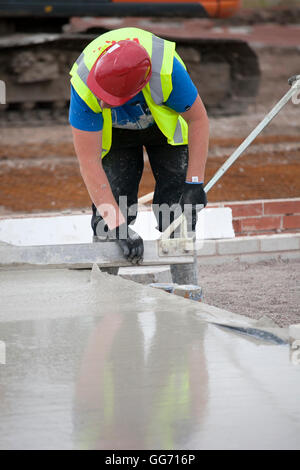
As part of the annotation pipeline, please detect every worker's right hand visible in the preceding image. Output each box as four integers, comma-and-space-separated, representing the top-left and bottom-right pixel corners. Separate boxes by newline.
179, 182, 207, 232
108, 223, 144, 265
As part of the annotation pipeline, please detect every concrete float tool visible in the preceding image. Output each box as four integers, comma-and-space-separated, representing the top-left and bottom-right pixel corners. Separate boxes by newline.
0, 75, 299, 270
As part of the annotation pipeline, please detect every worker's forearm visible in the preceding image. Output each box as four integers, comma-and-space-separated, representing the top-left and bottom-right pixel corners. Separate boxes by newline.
186, 115, 209, 183
71, 127, 125, 230
80, 161, 125, 230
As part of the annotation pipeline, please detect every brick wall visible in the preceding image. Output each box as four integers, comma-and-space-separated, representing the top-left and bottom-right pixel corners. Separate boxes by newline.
208, 198, 300, 236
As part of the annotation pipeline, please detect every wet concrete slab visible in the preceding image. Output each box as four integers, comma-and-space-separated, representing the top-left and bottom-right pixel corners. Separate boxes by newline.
0, 267, 299, 450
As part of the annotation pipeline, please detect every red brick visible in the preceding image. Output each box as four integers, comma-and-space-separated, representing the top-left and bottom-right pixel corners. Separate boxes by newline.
232, 219, 242, 233
282, 215, 300, 230
264, 199, 300, 216
225, 202, 263, 218
241, 216, 282, 232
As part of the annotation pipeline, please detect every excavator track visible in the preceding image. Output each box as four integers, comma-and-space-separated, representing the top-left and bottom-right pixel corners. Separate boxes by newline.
171, 36, 260, 116
0, 31, 260, 127
0, 34, 91, 127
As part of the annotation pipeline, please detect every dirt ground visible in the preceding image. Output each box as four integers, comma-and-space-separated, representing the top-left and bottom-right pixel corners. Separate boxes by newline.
0, 9, 299, 326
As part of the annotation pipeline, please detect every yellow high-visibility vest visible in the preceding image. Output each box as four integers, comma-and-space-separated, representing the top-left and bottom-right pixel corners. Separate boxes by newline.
70, 27, 189, 158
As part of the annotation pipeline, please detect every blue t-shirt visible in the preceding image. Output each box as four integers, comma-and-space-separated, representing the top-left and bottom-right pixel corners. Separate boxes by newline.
69, 57, 198, 132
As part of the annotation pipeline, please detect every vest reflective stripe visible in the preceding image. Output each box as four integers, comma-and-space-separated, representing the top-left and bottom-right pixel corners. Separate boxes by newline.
76, 54, 102, 109
75, 54, 104, 117
149, 35, 165, 105
173, 119, 184, 144
76, 52, 90, 85
75, 52, 83, 65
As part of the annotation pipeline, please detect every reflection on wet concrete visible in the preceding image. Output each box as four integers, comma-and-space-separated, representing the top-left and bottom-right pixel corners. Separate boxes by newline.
0, 268, 299, 450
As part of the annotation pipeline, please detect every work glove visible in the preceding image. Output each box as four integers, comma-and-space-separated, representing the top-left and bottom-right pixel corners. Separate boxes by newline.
179, 182, 207, 232
108, 223, 144, 265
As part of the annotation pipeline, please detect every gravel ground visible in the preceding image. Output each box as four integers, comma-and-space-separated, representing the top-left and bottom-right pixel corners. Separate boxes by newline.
198, 258, 300, 327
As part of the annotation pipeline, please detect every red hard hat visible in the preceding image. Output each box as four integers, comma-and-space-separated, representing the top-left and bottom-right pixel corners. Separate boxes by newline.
87, 40, 152, 106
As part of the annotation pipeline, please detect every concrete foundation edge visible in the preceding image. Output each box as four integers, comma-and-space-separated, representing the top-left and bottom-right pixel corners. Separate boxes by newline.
92, 265, 290, 343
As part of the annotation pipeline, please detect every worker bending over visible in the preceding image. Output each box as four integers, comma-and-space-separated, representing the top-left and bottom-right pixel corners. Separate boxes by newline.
69, 27, 208, 271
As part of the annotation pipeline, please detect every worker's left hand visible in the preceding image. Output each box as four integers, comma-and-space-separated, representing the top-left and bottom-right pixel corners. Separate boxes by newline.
179, 182, 207, 232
